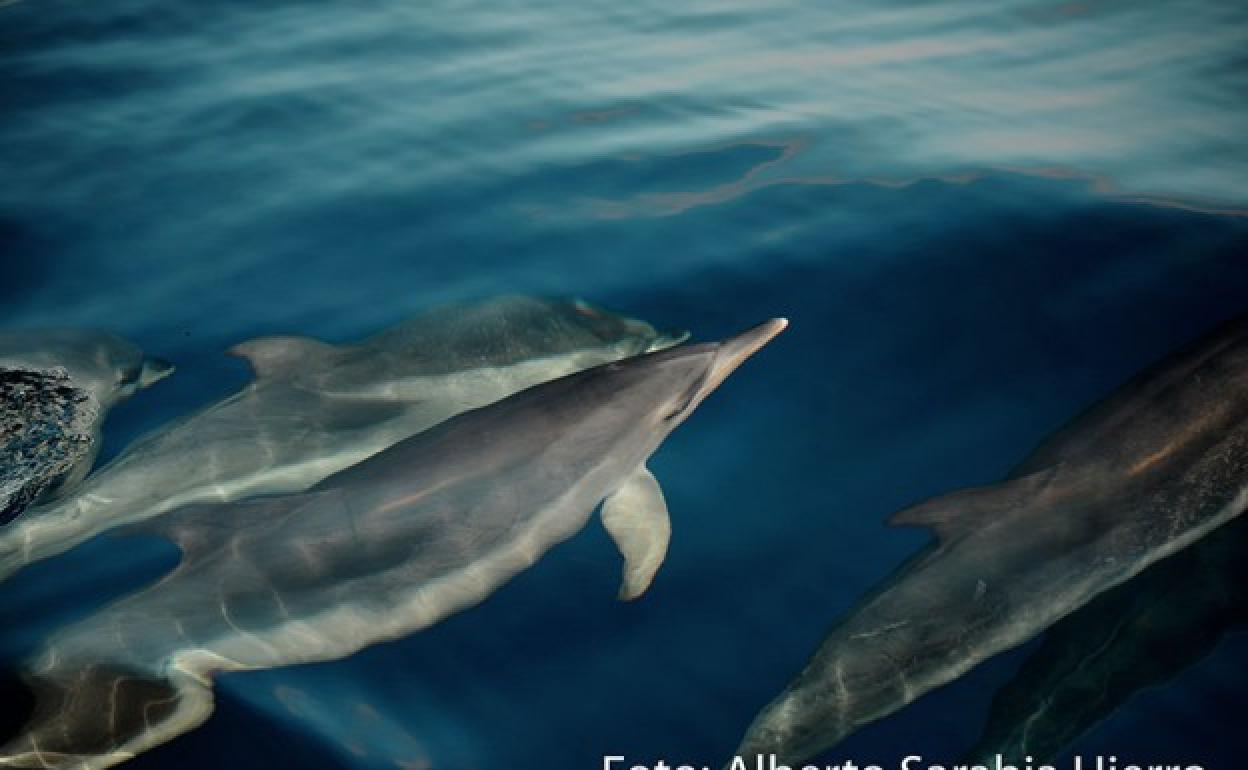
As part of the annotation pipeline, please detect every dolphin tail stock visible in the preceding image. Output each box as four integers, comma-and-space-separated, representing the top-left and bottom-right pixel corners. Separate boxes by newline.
0, 663, 214, 770
0, 498, 334, 769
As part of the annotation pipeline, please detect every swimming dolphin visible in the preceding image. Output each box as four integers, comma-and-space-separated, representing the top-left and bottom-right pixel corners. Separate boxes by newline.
733, 313, 1248, 766
0, 318, 787, 770
0, 296, 683, 580
965, 511, 1248, 766
0, 330, 173, 507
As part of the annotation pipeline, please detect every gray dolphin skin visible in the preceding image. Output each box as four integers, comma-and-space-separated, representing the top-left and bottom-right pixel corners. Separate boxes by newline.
0, 318, 786, 770
965, 512, 1248, 766
733, 314, 1248, 766
0, 296, 684, 580
0, 330, 173, 505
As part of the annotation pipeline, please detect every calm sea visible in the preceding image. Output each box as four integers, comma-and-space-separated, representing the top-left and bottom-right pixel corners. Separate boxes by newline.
2, 0, 1247, 768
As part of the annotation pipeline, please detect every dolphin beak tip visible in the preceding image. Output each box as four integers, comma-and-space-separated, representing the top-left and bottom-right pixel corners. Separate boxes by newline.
701, 317, 790, 393
728, 317, 790, 357
140, 358, 176, 387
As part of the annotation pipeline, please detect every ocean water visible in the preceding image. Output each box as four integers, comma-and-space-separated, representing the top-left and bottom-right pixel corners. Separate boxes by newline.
2, 0, 1248, 768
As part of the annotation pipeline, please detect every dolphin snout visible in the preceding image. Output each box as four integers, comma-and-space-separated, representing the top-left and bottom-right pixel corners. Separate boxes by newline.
667, 317, 786, 421
139, 358, 176, 388
705, 317, 788, 392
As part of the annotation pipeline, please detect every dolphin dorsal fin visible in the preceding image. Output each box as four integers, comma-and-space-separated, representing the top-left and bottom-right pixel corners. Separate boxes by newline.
600, 464, 671, 601
887, 468, 1057, 541
227, 335, 337, 379
121, 501, 250, 557
122, 491, 325, 558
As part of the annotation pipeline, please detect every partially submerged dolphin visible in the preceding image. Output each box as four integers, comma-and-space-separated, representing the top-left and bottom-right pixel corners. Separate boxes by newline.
0, 297, 683, 579
965, 511, 1248, 766
0, 330, 172, 511
0, 318, 787, 770
734, 314, 1248, 766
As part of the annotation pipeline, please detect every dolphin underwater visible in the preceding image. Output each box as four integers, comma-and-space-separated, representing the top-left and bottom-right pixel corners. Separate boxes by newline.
0, 318, 787, 770
0, 330, 172, 514
733, 313, 1248, 766
965, 511, 1248, 766
0, 296, 684, 580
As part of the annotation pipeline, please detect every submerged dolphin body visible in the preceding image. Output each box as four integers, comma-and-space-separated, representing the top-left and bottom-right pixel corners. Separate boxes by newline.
965, 512, 1248, 765
0, 297, 683, 579
0, 318, 787, 770
734, 315, 1248, 766
0, 330, 173, 507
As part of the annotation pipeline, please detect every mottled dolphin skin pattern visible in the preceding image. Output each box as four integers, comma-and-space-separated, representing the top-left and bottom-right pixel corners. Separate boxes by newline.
734, 314, 1248, 766
1, 369, 93, 526
0, 297, 683, 580
0, 318, 786, 770
0, 330, 173, 505
965, 512, 1248, 766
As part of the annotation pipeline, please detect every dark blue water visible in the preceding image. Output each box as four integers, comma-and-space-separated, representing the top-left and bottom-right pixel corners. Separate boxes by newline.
3, 0, 1248, 768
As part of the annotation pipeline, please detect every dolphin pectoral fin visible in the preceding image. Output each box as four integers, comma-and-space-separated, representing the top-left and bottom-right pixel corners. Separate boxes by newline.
0, 664, 214, 770
888, 467, 1058, 541
600, 465, 671, 601
226, 335, 338, 380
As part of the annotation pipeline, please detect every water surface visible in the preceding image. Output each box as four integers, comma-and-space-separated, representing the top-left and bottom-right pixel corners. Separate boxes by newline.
2, 0, 1248, 768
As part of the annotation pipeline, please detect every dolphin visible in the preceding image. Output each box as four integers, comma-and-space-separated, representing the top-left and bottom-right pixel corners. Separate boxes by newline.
0, 296, 683, 580
733, 313, 1248, 766
0, 318, 787, 770
965, 511, 1248, 766
0, 330, 173, 509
